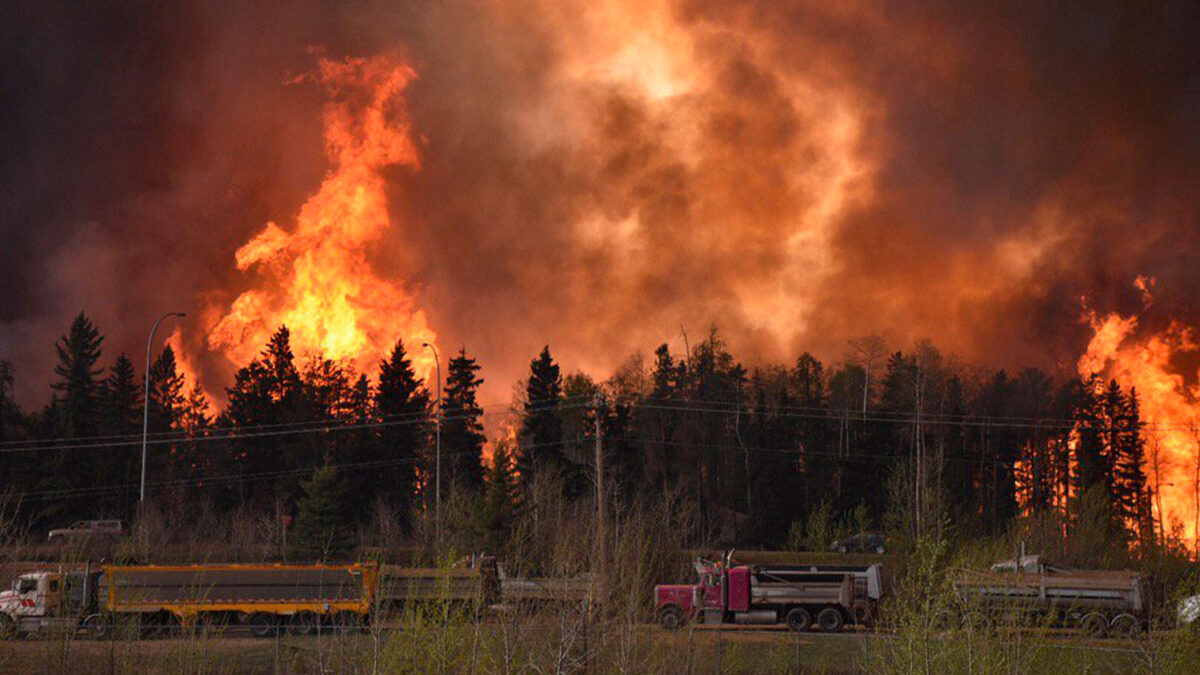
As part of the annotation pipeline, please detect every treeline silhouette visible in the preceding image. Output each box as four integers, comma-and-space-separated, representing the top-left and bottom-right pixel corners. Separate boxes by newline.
0, 313, 1166, 556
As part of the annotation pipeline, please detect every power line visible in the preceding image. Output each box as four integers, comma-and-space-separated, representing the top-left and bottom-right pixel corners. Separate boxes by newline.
0, 395, 598, 449
0, 398, 596, 455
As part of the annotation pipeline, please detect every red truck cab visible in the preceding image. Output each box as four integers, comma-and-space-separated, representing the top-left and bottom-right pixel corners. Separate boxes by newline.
655, 555, 882, 632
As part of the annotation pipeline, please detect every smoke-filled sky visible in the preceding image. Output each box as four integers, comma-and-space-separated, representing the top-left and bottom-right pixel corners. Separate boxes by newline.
2, 0, 1199, 409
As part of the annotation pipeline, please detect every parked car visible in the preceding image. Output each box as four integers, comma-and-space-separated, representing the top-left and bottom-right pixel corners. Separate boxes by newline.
831, 532, 887, 554
47, 520, 123, 541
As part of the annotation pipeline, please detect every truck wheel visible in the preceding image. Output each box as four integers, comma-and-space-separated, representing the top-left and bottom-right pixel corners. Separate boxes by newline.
838, 545, 848, 554
786, 608, 812, 632
659, 606, 683, 630
289, 611, 320, 636
1081, 612, 1108, 638
82, 614, 111, 640
332, 611, 363, 633
817, 608, 845, 632
250, 614, 279, 639
0, 614, 15, 640
1109, 614, 1139, 637
963, 611, 991, 632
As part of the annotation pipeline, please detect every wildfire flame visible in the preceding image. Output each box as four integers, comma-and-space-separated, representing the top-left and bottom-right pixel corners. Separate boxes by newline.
1078, 278, 1200, 546
207, 52, 437, 380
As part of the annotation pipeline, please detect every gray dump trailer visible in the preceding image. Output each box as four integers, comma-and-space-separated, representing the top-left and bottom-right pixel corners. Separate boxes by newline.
952, 555, 1148, 636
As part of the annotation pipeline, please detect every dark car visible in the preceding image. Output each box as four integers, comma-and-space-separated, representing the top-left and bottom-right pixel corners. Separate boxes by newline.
831, 532, 887, 554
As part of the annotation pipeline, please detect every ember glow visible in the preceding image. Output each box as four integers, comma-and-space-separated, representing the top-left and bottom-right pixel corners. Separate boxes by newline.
1079, 279, 1200, 545
206, 53, 437, 379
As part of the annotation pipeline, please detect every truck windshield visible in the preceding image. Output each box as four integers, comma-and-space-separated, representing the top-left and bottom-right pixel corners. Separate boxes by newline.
17, 578, 36, 593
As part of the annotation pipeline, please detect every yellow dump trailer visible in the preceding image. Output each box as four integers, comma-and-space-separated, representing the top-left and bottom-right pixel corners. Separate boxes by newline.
91, 562, 378, 637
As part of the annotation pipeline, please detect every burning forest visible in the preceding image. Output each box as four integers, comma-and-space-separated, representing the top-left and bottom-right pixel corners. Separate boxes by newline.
3, 2, 1200, 669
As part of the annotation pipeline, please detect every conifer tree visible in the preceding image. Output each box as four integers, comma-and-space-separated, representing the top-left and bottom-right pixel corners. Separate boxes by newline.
148, 346, 186, 432
518, 346, 566, 483
0, 361, 26, 502
51, 312, 104, 438
40, 313, 104, 521
100, 354, 141, 515
374, 340, 431, 528
288, 465, 353, 560
224, 326, 309, 503
482, 439, 521, 553
1114, 388, 1153, 543
442, 348, 486, 492
102, 355, 141, 435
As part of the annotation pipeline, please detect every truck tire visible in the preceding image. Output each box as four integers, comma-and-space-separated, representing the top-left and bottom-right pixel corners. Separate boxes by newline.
290, 611, 320, 636
0, 614, 15, 640
786, 608, 812, 632
817, 607, 844, 632
332, 611, 363, 633
82, 614, 111, 640
1109, 614, 1139, 636
659, 606, 683, 630
1081, 612, 1108, 638
964, 611, 991, 632
250, 613, 279, 639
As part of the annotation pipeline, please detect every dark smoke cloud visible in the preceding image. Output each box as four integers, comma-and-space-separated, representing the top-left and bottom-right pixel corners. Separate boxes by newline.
2, 0, 1199, 409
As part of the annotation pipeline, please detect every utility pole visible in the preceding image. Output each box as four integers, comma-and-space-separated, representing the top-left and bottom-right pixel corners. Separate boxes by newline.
423, 342, 442, 548
594, 393, 605, 584
141, 311, 185, 503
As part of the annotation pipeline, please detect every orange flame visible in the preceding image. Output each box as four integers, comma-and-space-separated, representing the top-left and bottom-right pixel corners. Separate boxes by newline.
1078, 278, 1200, 546
207, 52, 437, 380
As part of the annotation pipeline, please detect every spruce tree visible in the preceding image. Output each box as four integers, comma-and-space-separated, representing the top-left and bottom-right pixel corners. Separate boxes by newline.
288, 465, 353, 560
224, 326, 309, 503
148, 346, 186, 432
518, 346, 566, 483
41, 313, 104, 522
51, 312, 104, 439
482, 439, 520, 554
374, 340, 431, 528
442, 348, 486, 493
101, 354, 141, 516
1114, 388, 1153, 543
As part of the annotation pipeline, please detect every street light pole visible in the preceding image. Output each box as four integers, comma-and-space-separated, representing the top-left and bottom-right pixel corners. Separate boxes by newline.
141, 311, 185, 503
422, 342, 442, 546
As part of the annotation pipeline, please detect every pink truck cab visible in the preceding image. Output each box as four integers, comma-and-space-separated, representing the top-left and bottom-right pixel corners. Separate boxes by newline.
655, 555, 883, 632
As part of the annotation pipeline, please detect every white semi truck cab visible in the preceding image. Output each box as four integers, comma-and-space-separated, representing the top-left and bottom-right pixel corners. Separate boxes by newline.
0, 569, 98, 637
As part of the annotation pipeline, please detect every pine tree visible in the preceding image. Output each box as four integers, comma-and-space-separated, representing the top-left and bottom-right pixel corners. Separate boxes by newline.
0, 360, 19, 441
223, 326, 310, 504
288, 465, 353, 560
102, 355, 141, 435
148, 346, 186, 432
638, 344, 682, 490
518, 346, 566, 483
263, 326, 303, 406
40, 313, 104, 522
1114, 388, 1153, 543
374, 340, 431, 528
100, 354, 141, 516
1071, 376, 1107, 505
482, 439, 521, 554
51, 312, 104, 439
442, 348, 486, 493
0, 361, 28, 508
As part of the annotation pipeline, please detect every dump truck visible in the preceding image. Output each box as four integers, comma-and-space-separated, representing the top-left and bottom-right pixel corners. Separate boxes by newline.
378, 556, 500, 609
950, 555, 1149, 636
0, 562, 377, 638
655, 554, 883, 631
